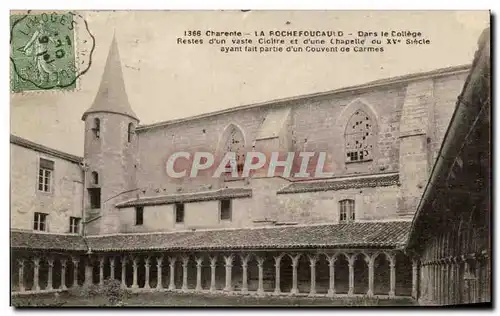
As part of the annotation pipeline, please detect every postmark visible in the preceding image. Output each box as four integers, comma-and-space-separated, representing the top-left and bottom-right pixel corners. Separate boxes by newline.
10, 11, 95, 93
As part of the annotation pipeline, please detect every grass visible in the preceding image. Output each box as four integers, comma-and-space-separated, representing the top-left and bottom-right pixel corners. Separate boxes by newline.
12, 291, 416, 307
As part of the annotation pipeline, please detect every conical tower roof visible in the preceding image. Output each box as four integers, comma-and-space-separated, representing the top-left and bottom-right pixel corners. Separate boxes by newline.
82, 35, 139, 121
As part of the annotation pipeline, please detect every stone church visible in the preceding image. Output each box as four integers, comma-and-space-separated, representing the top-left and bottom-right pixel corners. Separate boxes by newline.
10, 30, 488, 304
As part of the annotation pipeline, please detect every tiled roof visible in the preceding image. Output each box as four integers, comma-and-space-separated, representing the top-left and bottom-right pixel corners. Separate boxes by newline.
86, 221, 411, 252
116, 188, 252, 208
277, 173, 399, 194
10, 134, 83, 164
11, 231, 87, 251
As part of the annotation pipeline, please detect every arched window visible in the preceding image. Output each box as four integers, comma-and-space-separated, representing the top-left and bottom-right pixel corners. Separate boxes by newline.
92, 118, 101, 139
91, 171, 99, 185
224, 125, 245, 173
345, 110, 374, 162
127, 123, 134, 143
339, 199, 355, 223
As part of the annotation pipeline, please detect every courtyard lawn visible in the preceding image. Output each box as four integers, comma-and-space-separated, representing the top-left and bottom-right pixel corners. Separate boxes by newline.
12, 292, 416, 307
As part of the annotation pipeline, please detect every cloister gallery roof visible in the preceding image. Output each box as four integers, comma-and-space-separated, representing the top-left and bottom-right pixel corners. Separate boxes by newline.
11, 221, 411, 252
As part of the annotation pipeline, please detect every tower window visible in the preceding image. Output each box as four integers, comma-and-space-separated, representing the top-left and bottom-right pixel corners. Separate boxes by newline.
175, 203, 185, 223
345, 110, 374, 162
69, 217, 81, 233
220, 199, 232, 221
38, 158, 54, 193
91, 171, 99, 185
339, 199, 355, 223
135, 207, 144, 225
33, 212, 48, 231
128, 123, 134, 143
92, 118, 101, 139
88, 188, 101, 209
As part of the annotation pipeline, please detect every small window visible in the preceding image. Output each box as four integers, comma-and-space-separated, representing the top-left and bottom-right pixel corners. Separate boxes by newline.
135, 206, 144, 225
339, 199, 355, 223
33, 212, 48, 231
128, 123, 134, 143
92, 118, 101, 139
69, 217, 81, 233
38, 158, 54, 192
91, 171, 99, 185
175, 203, 185, 223
220, 199, 232, 221
88, 188, 101, 209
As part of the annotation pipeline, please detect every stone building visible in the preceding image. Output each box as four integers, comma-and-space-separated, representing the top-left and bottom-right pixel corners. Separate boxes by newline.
405, 28, 491, 305
11, 35, 475, 301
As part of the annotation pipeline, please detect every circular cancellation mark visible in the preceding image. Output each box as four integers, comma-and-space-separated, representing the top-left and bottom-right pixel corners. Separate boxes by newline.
10, 11, 96, 92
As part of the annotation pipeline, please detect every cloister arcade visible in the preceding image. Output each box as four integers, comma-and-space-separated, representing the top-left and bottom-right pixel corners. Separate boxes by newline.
12, 249, 414, 298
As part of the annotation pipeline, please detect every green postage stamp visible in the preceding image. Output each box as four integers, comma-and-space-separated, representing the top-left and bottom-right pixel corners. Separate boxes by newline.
10, 11, 95, 93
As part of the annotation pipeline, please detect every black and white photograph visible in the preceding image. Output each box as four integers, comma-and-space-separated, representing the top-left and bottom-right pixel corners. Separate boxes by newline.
8, 9, 491, 307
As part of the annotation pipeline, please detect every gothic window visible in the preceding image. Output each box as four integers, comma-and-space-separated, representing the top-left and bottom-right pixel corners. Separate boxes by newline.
224, 126, 245, 174
339, 199, 355, 223
345, 110, 374, 162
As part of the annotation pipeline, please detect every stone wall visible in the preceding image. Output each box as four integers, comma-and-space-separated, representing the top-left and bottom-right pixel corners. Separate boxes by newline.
10, 144, 84, 233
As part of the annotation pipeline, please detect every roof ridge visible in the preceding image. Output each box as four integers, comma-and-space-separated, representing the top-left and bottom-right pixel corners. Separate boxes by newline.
137, 64, 471, 131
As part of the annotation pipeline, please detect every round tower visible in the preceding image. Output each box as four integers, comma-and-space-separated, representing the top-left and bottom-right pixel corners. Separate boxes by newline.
82, 35, 139, 235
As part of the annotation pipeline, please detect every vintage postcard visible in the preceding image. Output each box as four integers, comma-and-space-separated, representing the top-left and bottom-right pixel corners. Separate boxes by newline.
10, 10, 491, 307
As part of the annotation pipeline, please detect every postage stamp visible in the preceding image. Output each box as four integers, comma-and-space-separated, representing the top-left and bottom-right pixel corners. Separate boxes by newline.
10, 11, 95, 93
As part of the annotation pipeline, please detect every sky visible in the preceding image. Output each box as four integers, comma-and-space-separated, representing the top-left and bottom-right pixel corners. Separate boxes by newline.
10, 10, 489, 156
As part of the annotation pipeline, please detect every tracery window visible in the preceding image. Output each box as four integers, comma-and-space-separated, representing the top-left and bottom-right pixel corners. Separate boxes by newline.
224, 126, 245, 173
345, 110, 374, 162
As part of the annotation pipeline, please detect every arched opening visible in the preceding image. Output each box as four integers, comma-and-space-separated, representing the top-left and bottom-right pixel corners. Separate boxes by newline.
335, 254, 350, 294
279, 254, 293, 293
186, 254, 197, 290
261, 254, 274, 293
213, 254, 225, 290
66, 260, 75, 288
247, 255, 259, 292
137, 256, 146, 288
174, 257, 183, 289
199, 255, 210, 290
353, 253, 369, 294
114, 257, 122, 283
12, 258, 19, 291
395, 252, 412, 296
149, 255, 158, 288
231, 254, 243, 291
345, 110, 375, 163
91, 260, 99, 285
125, 258, 134, 288
52, 259, 62, 289
25, 259, 35, 290
296, 254, 311, 294
219, 124, 246, 178
373, 252, 391, 295
316, 254, 330, 294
